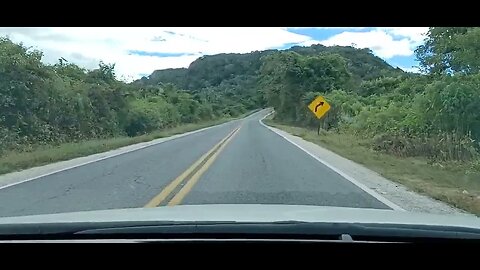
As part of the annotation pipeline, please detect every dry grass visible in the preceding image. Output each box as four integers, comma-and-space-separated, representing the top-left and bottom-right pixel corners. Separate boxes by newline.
264, 120, 480, 216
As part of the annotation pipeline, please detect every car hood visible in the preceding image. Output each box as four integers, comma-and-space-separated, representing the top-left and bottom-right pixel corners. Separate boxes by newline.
0, 204, 478, 228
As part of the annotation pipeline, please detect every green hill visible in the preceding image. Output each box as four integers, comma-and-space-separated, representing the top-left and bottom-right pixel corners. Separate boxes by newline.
137, 44, 401, 90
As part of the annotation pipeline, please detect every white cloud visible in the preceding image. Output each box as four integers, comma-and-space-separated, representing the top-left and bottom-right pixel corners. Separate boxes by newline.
380, 27, 429, 44
286, 27, 367, 30
0, 27, 429, 82
316, 30, 414, 58
400, 66, 421, 73
0, 27, 313, 82
297, 28, 429, 60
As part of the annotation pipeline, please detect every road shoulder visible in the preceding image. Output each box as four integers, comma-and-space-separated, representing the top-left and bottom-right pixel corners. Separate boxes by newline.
261, 118, 471, 216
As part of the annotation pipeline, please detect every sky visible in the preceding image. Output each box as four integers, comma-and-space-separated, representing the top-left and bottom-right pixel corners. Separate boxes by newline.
0, 27, 428, 82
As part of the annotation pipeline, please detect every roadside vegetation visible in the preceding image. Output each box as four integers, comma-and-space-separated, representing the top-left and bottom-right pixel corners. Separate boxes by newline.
260, 28, 480, 214
0, 37, 255, 174
0, 117, 243, 175
3, 28, 480, 214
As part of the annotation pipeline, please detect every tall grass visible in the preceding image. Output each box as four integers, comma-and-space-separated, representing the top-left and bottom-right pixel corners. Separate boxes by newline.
371, 131, 479, 162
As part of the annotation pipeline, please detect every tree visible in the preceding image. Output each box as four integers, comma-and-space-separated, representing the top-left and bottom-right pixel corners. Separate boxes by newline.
415, 27, 480, 75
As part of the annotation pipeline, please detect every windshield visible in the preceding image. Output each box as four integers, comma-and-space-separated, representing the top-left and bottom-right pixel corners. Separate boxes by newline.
0, 27, 478, 226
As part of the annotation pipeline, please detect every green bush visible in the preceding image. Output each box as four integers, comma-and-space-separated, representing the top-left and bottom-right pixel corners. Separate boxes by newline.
125, 98, 180, 136
0, 37, 248, 153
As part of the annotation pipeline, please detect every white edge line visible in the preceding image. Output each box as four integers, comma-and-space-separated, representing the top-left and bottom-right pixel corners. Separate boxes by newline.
259, 111, 405, 211
0, 112, 261, 191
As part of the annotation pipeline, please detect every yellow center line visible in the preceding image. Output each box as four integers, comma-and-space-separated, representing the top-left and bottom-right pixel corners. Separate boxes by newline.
168, 125, 242, 206
144, 125, 241, 208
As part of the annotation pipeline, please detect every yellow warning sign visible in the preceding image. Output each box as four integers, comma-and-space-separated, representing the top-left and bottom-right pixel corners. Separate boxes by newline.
308, 96, 331, 119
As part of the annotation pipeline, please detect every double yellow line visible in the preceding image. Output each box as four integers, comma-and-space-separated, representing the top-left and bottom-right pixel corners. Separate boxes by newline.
144, 125, 242, 207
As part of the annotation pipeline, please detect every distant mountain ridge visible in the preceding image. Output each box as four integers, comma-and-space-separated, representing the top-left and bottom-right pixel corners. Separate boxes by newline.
134, 44, 403, 89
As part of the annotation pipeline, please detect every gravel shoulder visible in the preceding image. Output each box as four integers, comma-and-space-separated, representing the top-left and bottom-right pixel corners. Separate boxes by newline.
261, 119, 472, 216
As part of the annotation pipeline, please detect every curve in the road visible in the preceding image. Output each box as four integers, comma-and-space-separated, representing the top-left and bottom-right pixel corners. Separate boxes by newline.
0, 109, 401, 218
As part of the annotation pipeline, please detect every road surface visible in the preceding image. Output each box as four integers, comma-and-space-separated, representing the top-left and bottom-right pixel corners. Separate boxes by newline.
0, 110, 390, 217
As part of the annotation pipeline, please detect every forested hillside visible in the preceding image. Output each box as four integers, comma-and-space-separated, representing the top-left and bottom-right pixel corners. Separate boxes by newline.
137, 44, 402, 128
0, 37, 247, 154
3, 28, 480, 214
134, 50, 275, 113
260, 27, 480, 163
140, 28, 480, 164
4, 28, 479, 166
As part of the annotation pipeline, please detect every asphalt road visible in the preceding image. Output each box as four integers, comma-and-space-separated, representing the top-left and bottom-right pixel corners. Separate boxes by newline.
0, 110, 389, 217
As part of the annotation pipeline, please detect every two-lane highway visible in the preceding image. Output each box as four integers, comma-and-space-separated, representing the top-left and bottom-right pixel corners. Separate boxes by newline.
0, 110, 390, 217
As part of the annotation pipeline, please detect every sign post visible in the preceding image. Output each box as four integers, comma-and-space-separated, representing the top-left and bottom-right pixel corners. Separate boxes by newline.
307, 95, 331, 135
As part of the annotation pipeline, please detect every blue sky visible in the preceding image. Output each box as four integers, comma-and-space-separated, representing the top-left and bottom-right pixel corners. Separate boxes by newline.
287, 28, 371, 40
0, 27, 428, 81
284, 27, 419, 71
